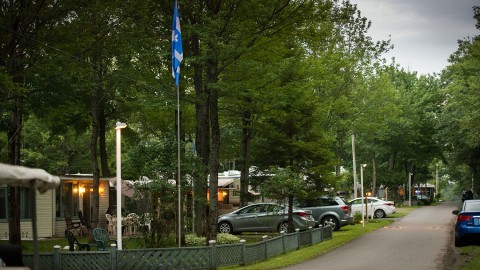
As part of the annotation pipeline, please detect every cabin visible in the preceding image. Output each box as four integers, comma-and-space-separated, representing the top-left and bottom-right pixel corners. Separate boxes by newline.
0, 174, 113, 239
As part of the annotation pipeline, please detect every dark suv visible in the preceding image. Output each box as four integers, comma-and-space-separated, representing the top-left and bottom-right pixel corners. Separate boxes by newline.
296, 195, 354, 231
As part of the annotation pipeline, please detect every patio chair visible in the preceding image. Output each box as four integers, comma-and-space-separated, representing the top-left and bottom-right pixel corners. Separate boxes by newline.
93, 227, 116, 251
77, 210, 91, 235
126, 213, 139, 235
64, 209, 82, 236
105, 213, 115, 235
65, 230, 90, 251
139, 213, 151, 232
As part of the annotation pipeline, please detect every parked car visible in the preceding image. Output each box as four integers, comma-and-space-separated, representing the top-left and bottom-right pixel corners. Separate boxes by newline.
296, 195, 354, 231
452, 199, 480, 247
217, 203, 315, 234
348, 197, 396, 219
414, 194, 431, 202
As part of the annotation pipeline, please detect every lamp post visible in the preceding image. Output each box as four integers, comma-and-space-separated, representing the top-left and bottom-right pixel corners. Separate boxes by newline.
408, 173, 412, 207
115, 122, 127, 250
360, 164, 367, 227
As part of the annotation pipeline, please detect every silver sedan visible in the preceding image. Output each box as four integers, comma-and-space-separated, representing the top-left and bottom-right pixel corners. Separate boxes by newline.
217, 203, 315, 234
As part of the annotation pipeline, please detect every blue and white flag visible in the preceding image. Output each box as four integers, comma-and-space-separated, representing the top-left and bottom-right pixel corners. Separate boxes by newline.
172, 0, 183, 86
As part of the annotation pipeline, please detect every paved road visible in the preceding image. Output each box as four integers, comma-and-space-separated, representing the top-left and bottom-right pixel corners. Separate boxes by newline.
283, 202, 459, 270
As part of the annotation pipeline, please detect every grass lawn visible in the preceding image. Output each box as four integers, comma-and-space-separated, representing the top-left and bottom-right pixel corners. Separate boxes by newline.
460, 245, 480, 270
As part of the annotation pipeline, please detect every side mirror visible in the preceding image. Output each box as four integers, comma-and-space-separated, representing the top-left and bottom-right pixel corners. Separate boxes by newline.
452, 210, 459, 215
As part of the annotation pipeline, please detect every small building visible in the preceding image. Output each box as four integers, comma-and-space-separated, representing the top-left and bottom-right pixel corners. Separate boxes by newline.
0, 174, 112, 239
414, 183, 436, 199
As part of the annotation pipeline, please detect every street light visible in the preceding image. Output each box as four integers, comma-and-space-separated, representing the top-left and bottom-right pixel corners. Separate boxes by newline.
408, 173, 413, 207
360, 164, 367, 227
115, 122, 127, 250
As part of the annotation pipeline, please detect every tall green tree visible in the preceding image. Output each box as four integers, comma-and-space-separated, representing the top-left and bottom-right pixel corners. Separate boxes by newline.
439, 5, 480, 194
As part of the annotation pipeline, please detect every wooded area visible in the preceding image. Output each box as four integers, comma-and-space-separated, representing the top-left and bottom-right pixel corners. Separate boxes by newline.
1, 1, 479, 247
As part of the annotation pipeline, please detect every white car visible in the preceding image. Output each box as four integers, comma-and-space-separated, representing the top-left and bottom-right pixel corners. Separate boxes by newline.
348, 197, 396, 218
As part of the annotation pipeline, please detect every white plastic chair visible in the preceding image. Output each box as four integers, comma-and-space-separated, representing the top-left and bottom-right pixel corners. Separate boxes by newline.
126, 213, 139, 235
105, 214, 115, 235
139, 213, 151, 232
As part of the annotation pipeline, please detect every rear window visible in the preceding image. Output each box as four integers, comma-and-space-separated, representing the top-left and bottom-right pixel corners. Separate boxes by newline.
464, 202, 480, 212
323, 198, 339, 206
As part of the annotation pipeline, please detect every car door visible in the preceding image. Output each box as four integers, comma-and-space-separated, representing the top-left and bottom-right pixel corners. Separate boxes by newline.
255, 204, 283, 231
234, 205, 261, 231
349, 198, 364, 215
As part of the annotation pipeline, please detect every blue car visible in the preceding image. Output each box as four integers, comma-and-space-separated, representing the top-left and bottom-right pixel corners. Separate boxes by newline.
452, 199, 480, 247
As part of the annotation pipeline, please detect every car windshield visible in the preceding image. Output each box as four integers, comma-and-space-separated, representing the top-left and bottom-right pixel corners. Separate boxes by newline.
464, 201, 480, 212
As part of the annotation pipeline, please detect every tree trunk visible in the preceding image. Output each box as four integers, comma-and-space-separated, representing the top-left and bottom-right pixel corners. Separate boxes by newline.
206, 36, 220, 240
99, 113, 110, 177
287, 195, 294, 233
240, 110, 252, 207
7, 97, 22, 245
208, 85, 220, 241
90, 63, 103, 230
191, 27, 210, 236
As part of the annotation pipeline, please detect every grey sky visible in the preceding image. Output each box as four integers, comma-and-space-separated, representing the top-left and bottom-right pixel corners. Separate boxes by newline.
350, 0, 478, 75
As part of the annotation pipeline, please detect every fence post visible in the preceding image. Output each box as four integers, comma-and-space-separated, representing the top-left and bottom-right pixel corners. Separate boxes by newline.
319, 225, 323, 241
282, 231, 286, 254
240, 239, 246, 266
110, 244, 117, 270
53, 245, 61, 270
209, 240, 217, 270
262, 235, 268, 260
295, 228, 300, 249
308, 226, 313, 245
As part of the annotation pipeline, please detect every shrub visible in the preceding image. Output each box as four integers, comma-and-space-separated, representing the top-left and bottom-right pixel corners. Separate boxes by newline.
354, 212, 363, 224
185, 234, 206, 246
216, 233, 240, 244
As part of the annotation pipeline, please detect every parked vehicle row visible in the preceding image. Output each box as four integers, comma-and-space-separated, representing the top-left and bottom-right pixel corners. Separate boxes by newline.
217, 195, 396, 234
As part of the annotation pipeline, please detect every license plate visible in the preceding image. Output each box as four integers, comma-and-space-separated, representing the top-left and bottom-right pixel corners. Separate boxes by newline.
474, 217, 480, 225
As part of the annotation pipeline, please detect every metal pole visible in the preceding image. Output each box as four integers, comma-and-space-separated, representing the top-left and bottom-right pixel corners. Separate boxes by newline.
177, 85, 182, 247
351, 134, 358, 198
408, 173, 412, 207
360, 164, 365, 227
115, 122, 127, 250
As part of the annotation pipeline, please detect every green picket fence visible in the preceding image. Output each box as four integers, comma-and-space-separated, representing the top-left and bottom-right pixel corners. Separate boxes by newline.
23, 226, 332, 270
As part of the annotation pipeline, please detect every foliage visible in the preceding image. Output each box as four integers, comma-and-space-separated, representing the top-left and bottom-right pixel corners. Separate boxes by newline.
216, 233, 241, 245
185, 234, 207, 247
1, 0, 479, 248
260, 167, 306, 205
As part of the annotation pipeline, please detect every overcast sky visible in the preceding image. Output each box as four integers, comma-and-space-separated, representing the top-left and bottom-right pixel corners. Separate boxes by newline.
349, 0, 479, 75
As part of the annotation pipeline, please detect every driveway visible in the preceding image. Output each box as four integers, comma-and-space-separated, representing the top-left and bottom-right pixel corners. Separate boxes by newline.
283, 202, 459, 270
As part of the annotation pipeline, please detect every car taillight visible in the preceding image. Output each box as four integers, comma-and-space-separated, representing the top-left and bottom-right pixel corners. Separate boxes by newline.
340, 205, 349, 213
457, 214, 471, 222
385, 203, 394, 206
295, 212, 308, 217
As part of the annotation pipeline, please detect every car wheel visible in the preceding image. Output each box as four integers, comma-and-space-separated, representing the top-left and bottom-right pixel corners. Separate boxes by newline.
374, 209, 386, 218
321, 216, 339, 231
279, 222, 289, 233
218, 221, 233, 234
454, 235, 463, 247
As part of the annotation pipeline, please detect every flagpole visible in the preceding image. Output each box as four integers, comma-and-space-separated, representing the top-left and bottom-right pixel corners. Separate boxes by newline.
172, 0, 183, 247
177, 84, 181, 248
